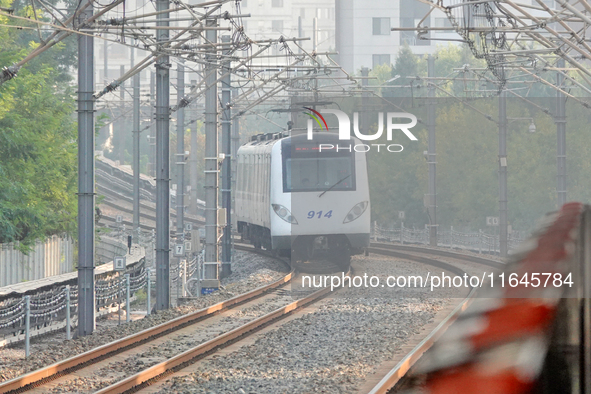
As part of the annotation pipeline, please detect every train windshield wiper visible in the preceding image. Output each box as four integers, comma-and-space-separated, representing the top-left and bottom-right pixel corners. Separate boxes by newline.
318, 174, 351, 198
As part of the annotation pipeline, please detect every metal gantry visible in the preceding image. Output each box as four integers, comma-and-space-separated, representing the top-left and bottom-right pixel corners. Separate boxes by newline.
203, 18, 219, 287
387, 0, 591, 257
0, 0, 362, 330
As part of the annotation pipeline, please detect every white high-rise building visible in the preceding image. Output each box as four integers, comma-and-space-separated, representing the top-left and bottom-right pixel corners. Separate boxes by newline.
335, 0, 453, 74
238, 0, 335, 54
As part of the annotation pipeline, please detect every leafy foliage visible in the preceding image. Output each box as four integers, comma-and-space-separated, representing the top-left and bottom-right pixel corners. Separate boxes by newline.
0, 0, 77, 250
364, 45, 591, 234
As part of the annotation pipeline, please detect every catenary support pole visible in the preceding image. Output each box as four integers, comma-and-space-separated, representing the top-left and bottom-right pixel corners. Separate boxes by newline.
132, 48, 141, 232
155, 0, 170, 310
221, 35, 232, 278
427, 54, 438, 246
119, 65, 126, 163
175, 63, 186, 303
176, 63, 185, 238
498, 90, 508, 258
77, 0, 95, 337
203, 19, 219, 286
149, 71, 156, 177
190, 81, 199, 216
231, 88, 239, 219
556, 58, 567, 207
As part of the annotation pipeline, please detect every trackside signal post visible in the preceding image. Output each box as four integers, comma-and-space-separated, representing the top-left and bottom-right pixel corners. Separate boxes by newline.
77, 0, 95, 337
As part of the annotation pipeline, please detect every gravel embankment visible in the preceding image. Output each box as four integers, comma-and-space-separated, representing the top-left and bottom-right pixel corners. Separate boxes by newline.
154, 254, 465, 394
0, 251, 288, 383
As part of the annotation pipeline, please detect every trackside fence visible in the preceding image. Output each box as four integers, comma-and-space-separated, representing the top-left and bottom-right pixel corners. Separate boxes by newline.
372, 223, 526, 254
0, 235, 74, 287
0, 250, 203, 354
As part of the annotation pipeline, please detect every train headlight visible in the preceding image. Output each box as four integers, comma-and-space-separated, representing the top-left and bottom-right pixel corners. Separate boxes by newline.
343, 201, 368, 223
272, 204, 298, 224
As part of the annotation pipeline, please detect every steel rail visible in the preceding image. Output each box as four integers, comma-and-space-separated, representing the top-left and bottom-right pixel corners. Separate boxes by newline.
367, 289, 475, 394
0, 267, 294, 393
363, 245, 502, 394
97, 187, 205, 226
94, 282, 333, 394
94, 166, 507, 394
369, 242, 505, 270
94, 245, 498, 394
0, 236, 502, 393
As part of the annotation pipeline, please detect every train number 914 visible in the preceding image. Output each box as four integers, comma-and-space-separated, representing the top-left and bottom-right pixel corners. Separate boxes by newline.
307, 210, 333, 219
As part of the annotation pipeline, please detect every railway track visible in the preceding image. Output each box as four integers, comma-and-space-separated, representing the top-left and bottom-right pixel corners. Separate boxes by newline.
366, 204, 585, 394
353, 242, 503, 394
0, 245, 352, 394
95, 170, 542, 394
97, 184, 205, 227
0, 250, 294, 393
0, 241, 504, 394
124, 245, 499, 394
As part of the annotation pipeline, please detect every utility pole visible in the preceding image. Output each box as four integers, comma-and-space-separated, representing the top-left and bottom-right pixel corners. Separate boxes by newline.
498, 90, 508, 258
77, 0, 95, 337
132, 48, 140, 232
190, 79, 199, 216
427, 55, 437, 246
221, 35, 232, 278
556, 58, 567, 207
203, 19, 219, 288
176, 63, 185, 238
155, 0, 170, 310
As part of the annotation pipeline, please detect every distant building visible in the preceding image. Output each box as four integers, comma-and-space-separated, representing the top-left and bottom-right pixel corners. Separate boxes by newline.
238, 0, 335, 54
335, 0, 454, 74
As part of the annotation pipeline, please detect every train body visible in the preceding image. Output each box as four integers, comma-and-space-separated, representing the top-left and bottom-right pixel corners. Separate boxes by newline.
235, 131, 370, 264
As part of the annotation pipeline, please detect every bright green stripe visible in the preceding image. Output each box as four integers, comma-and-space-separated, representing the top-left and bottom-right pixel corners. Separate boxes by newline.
307, 113, 324, 130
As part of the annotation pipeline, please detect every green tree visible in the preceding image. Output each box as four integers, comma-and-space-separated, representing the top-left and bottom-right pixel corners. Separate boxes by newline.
0, 0, 77, 250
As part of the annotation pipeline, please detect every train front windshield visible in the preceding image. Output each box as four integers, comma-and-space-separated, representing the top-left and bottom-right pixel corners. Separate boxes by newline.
282, 144, 356, 193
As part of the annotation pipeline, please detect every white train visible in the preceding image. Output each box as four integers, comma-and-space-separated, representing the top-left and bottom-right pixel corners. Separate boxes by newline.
235, 131, 370, 266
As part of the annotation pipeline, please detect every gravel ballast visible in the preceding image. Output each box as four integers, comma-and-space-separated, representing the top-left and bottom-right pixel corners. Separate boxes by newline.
0, 251, 288, 383
153, 253, 466, 394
